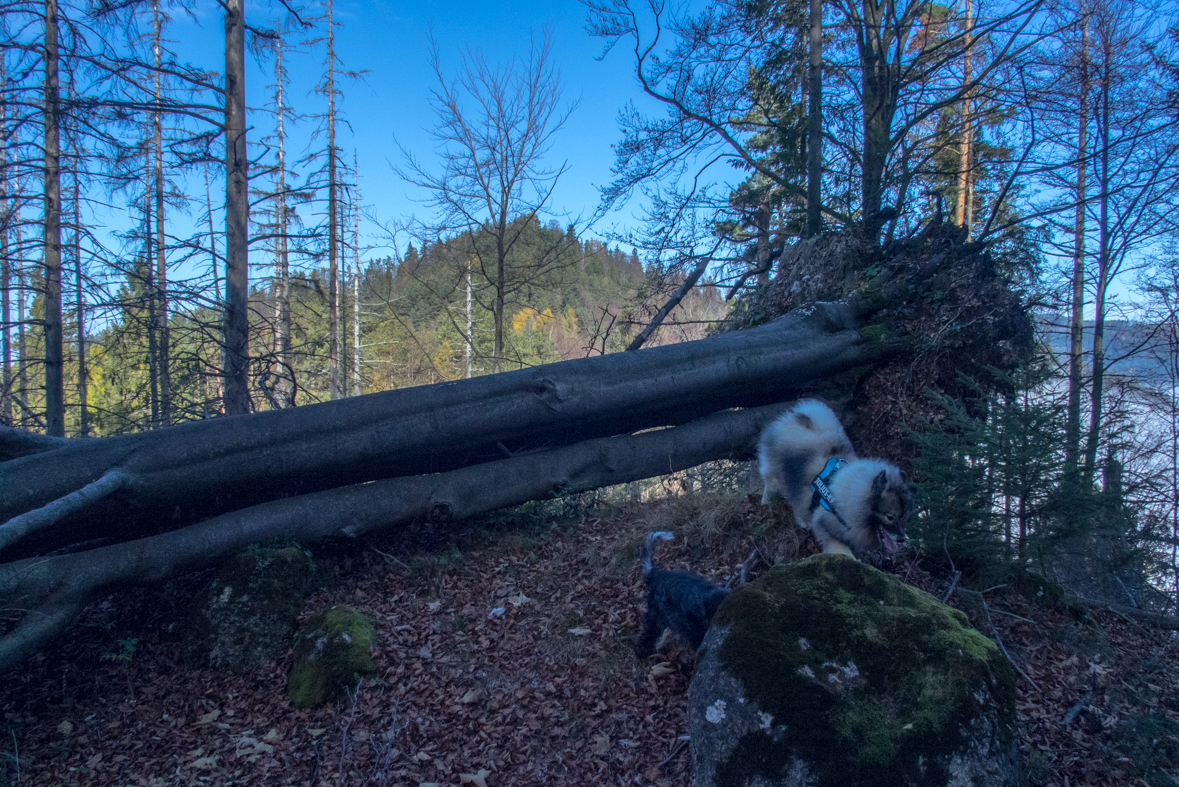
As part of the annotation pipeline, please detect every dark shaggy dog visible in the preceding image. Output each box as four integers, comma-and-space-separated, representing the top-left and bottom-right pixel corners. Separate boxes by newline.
634, 532, 729, 658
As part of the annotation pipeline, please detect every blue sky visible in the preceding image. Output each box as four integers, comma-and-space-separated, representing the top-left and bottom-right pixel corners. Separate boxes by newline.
164, 0, 654, 261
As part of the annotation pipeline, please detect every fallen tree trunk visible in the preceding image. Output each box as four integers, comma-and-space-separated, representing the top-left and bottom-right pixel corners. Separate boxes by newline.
0, 403, 786, 672
1, 300, 890, 556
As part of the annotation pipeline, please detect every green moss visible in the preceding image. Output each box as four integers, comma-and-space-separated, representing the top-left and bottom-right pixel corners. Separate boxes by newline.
713, 555, 1016, 787
287, 606, 377, 708
858, 323, 889, 343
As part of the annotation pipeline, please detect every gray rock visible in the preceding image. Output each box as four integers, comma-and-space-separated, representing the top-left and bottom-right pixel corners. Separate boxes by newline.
182, 546, 314, 672
688, 554, 1019, 787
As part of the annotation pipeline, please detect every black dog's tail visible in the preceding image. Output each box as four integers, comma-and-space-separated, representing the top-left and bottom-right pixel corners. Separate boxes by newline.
641, 531, 675, 577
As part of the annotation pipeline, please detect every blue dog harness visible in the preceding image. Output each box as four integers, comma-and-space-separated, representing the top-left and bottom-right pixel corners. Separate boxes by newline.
810, 458, 852, 529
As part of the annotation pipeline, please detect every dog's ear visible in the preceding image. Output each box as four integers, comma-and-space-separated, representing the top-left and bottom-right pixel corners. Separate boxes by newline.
872, 470, 888, 497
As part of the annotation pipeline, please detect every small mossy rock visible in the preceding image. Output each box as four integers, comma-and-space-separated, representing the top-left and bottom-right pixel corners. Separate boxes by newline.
287, 606, 377, 708
688, 555, 1018, 787
182, 546, 314, 672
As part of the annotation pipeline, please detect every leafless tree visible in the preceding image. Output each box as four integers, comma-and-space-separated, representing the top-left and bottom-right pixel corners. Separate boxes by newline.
398, 30, 577, 374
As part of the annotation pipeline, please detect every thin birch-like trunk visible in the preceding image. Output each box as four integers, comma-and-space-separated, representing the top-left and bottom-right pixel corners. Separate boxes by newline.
1066, 9, 1089, 482
152, 0, 170, 425
1, 50, 10, 427
351, 150, 360, 397
272, 32, 290, 405
326, 0, 340, 400
73, 171, 86, 436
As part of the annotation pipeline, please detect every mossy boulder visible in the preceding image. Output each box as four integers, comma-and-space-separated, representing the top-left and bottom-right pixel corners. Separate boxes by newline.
688, 555, 1018, 787
287, 606, 377, 708
182, 546, 314, 671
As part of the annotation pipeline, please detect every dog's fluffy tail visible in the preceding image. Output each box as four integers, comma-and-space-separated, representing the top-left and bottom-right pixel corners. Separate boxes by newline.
641, 531, 675, 577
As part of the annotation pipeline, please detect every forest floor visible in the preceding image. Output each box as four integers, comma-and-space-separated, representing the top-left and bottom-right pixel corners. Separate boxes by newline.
2, 488, 1179, 787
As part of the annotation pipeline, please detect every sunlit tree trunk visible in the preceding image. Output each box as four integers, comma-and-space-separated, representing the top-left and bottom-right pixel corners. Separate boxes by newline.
326, 0, 340, 400
1, 51, 10, 427
351, 150, 360, 397
42, 0, 64, 436
954, 0, 973, 231
145, 148, 159, 427
152, 0, 170, 425
1066, 9, 1089, 482
72, 172, 86, 436
272, 33, 291, 405
223, 0, 251, 416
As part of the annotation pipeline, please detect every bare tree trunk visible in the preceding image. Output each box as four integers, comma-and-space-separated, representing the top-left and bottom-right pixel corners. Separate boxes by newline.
273, 35, 290, 405
493, 230, 505, 374
1083, 32, 1110, 486
954, 0, 973, 230
222, 0, 250, 416
42, 0, 64, 436
72, 172, 85, 437
145, 149, 159, 427
1, 53, 10, 427
152, 0, 170, 426
15, 200, 26, 426
806, 0, 823, 238
1066, 10, 1089, 482
464, 260, 473, 379
326, 0, 340, 400
352, 150, 360, 397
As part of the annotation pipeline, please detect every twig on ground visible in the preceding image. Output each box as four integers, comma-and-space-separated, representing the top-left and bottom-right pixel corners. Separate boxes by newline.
1062, 684, 1094, 725
656, 738, 689, 769
339, 680, 362, 786
987, 608, 1037, 625
962, 588, 1040, 692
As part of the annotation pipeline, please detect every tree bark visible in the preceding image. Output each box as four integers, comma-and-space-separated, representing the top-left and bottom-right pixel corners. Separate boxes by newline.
806, 0, 823, 238
272, 33, 291, 406
954, 0, 973, 230
327, 0, 340, 400
1083, 29, 1111, 486
73, 171, 86, 437
352, 150, 361, 397
0, 300, 891, 554
222, 0, 251, 416
152, 0, 170, 426
1066, 10, 1089, 484
0, 402, 786, 672
43, 0, 65, 437
1, 52, 10, 428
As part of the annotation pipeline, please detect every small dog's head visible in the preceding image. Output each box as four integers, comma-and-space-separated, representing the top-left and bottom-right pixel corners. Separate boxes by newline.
870, 469, 912, 554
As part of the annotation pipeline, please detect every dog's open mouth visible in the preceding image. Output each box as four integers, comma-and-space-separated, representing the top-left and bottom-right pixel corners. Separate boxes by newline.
881, 531, 900, 554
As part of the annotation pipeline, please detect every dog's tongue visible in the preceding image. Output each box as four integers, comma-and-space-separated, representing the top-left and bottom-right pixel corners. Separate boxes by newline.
882, 532, 898, 554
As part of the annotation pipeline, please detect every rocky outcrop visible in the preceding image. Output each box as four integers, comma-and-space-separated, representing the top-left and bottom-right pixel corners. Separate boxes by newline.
182, 546, 314, 671
287, 606, 377, 708
688, 554, 1019, 787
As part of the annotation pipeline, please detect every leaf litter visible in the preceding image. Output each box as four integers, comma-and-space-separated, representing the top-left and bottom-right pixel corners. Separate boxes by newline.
0, 493, 1177, 786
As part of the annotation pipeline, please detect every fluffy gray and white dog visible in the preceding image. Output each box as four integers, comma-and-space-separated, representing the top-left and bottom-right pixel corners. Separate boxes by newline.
758, 399, 912, 560
634, 532, 729, 659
